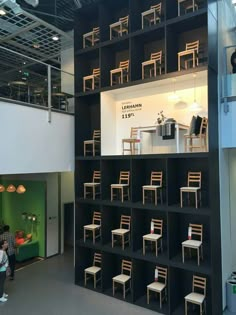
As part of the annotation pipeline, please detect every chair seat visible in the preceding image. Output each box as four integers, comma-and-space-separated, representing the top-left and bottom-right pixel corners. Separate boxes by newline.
185, 134, 206, 138
113, 274, 131, 283
84, 266, 101, 274
84, 224, 101, 230
180, 186, 200, 191
84, 140, 100, 144
182, 240, 202, 248
84, 183, 100, 187
143, 185, 162, 189
185, 292, 205, 304
147, 282, 166, 292
111, 184, 129, 188
143, 233, 162, 241
122, 138, 140, 143
112, 228, 129, 235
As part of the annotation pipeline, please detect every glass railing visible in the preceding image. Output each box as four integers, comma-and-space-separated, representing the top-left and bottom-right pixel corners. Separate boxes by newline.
0, 46, 74, 113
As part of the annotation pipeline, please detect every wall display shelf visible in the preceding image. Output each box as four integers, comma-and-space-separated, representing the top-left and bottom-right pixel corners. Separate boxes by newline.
74, 0, 221, 314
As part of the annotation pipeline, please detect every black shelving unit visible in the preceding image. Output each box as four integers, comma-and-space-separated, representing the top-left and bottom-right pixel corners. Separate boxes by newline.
74, 0, 221, 314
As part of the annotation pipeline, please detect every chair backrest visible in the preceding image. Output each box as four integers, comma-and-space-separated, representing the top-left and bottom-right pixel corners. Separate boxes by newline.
185, 40, 199, 53
156, 266, 167, 286
120, 215, 131, 230
121, 259, 132, 276
199, 117, 208, 135
150, 50, 162, 63
93, 27, 100, 34
187, 171, 201, 188
150, 171, 163, 186
119, 171, 130, 185
93, 171, 101, 183
192, 275, 206, 297
92, 211, 101, 225
92, 68, 100, 77
93, 129, 101, 140
151, 3, 162, 14
93, 252, 102, 267
119, 60, 130, 71
152, 219, 163, 235
189, 223, 203, 242
130, 127, 139, 138
119, 15, 129, 27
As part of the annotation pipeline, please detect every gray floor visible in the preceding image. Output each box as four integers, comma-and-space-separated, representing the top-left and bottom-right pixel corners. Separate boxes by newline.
0, 250, 160, 315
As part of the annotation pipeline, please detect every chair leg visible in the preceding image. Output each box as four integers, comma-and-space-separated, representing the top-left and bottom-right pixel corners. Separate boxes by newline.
84, 271, 87, 286
155, 240, 158, 256
185, 300, 188, 315
154, 190, 157, 205
182, 245, 185, 263
84, 228, 86, 242
197, 247, 200, 266
93, 230, 95, 244
122, 234, 124, 250
180, 190, 183, 207
160, 291, 162, 309
112, 233, 114, 248
94, 273, 96, 289
143, 188, 145, 205
195, 191, 198, 209
93, 186, 95, 200
147, 288, 149, 304
121, 188, 124, 202
143, 238, 145, 255
123, 282, 125, 299
111, 187, 113, 201
113, 280, 115, 296
84, 186, 86, 199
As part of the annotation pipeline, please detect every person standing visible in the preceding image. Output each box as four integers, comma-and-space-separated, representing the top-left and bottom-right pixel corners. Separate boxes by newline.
0, 225, 16, 280
0, 240, 9, 302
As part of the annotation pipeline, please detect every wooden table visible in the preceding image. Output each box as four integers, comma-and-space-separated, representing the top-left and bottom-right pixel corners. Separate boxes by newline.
137, 123, 189, 153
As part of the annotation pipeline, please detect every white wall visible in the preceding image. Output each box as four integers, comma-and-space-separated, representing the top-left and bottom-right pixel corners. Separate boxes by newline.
0, 101, 74, 174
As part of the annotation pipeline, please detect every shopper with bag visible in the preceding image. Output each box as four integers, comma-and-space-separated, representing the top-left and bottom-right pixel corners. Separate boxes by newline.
0, 240, 9, 302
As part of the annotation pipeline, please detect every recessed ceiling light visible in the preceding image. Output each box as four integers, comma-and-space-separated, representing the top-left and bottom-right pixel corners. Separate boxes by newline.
0, 9, 6, 15
33, 43, 40, 49
52, 35, 59, 41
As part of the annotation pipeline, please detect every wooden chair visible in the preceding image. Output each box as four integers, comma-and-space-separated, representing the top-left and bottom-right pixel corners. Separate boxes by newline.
83, 27, 100, 48
84, 130, 101, 156
110, 60, 129, 86
84, 171, 101, 200
143, 219, 163, 256
111, 171, 130, 202
84, 212, 101, 244
184, 117, 208, 152
84, 252, 102, 289
142, 171, 163, 205
110, 15, 129, 39
180, 172, 201, 209
185, 275, 207, 315
178, 40, 199, 71
83, 68, 100, 92
177, 0, 199, 16
142, 51, 163, 79
112, 259, 132, 299
142, 3, 162, 29
182, 223, 203, 266
111, 215, 131, 250
122, 127, 140, 155
147, 266, 168, 308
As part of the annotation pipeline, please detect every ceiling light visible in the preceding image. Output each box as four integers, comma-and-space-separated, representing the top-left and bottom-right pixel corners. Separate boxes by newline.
0, 184, 5, 192
52, 35, 59, 41
33, 42, 40, 49
6, 184, 16, 192
16, 185, 26, 194
0, 8, 6, 15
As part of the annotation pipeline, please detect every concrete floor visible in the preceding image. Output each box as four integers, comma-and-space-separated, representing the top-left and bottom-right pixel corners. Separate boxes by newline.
0, 250, 160, 315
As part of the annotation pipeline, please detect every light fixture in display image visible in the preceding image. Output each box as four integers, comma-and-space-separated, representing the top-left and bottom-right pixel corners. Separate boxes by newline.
0, 184, 5, 192
16, 185, 26, 194
168, 78, 180, 101
6, 184, 16, 192
189, 74, 202, 112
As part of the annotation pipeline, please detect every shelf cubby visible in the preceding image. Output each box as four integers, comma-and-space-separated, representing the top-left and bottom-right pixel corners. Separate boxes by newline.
101, 158, 131, 201
167, 156, 209, 208
168, 213, 211, 273
75, 160, 101, 199
131, 157, 167, 204
132, 208, 168, 258
75, 94, 100, 156
133, 259, 169, 314
169, 268, 211, 315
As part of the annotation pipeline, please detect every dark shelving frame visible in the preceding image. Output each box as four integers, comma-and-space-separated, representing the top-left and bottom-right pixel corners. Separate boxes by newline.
74, 0, 221, 314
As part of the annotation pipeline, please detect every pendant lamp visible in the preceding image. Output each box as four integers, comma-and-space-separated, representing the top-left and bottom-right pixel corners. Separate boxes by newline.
0, 185, 5, 192
16, 185, 26, 194
6, 184, 16, 192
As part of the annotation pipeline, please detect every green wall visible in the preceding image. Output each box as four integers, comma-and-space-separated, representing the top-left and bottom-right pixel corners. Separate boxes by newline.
1, 180, 46, 257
